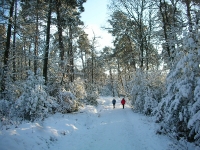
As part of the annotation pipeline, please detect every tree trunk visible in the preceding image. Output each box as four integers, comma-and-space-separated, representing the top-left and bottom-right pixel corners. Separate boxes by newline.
56, 0, 66, 85
185, 0, 192, 32
159, 0, 170, 58
109, 67, 115, 97
139, 0, 144, 69
126, 34, 136, 70
80, 49, 85, 79
29, 43, 31, 69
68, 24, 74, 82
56, 0, 65, 67
2, 0, 14, 92
34, 0, 39, 75
12, 0, 17, 81
91, 43, 94, 84
117, 59, 123, 91
43, 0, 52, 84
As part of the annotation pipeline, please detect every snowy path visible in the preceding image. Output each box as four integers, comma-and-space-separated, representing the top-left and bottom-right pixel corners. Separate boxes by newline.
54, 97, 174, 150
0, 97, 181, 150
63, 98, 162, 150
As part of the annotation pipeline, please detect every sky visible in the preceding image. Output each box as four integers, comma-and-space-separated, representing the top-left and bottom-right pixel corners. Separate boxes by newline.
1, 96, 193, 150
80, 0, 114, 51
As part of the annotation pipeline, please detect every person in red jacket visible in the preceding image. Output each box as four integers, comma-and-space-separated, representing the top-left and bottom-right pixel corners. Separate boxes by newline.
121, 98, 126, 109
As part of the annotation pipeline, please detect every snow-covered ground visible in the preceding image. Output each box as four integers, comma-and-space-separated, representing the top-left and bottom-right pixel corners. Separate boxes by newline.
0, 97, 195, 150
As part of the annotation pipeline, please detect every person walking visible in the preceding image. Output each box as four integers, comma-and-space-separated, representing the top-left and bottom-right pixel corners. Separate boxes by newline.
112, 98, 116, 108
121, 98, 126, 109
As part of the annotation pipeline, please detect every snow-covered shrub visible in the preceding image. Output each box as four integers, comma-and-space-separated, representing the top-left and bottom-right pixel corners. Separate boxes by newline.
100, 84, 113, 96
131, 69, 146, 112
144, 88, 159, 115
72, 78, 86, 100
156, 29, 200, 145
0, 70, 21, 101
156, 51, 198, 140
56, 88, 78, 113
0, 100, 13, 126
85, 84, 99, 106
188, 78, 200, 144
131, 69, 165, 115
13, 70, 58, 121
47, 80, 81, 113
47, 82, 60, 98
0, 100, 12, 117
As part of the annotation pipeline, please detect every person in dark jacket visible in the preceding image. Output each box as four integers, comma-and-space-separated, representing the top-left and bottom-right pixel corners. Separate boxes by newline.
121, 98, 126, 109
112, 98, 116, 108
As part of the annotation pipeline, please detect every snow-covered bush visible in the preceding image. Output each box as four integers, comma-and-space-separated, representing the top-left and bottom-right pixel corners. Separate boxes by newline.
188, 77, 200, 144
85, 84, 99, 106
72, 78, 87, 100
47, 82, 60, 98
131, 69, 165, 115
131, 70, 146, 112
13, 70, 58, 121
100, 84, 113, 96
0, 100, 13, 126
156, 29, 200, 145
56, 88, 78, 113
64, 78, 87, 103
0, 100, 12, 117
144, 88, 159, 115
47, 79, 82, 113
0, 71, 21, 101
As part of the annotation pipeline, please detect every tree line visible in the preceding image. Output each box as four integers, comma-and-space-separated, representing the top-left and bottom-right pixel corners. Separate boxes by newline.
0, 0, 103, 124
0, 0, 104, 97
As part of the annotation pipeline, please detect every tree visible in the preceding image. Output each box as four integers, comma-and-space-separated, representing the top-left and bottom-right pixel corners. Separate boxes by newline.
156, 28, 200, 143
107, 11, 137, 70
43, 0, 52, 84
88, 32, 99, 84
100, 46, 117, 96
154, 1, 200, 143
157, 0, 182, 67
77, 30, 90, 79
2, 0, 14, 93
51, 0, 86, 84
12, 0, 17, 81
0, 25, 6, 62
34, 0, 40, 75
108, 0, 160, 71
55, 0, 65, 69
180, 0, 200, 32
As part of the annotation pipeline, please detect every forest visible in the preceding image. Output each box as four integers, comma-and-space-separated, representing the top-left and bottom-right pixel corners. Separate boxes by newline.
0, 0, 199, 147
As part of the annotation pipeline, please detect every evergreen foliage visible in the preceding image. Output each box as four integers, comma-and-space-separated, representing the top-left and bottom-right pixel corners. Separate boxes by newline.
56, 88, 78, 113
85, 84, 99, 106
131, 69, 165, 115
0, 0, 200, 147
13, 70, 57, 121
156, 27, 200, 144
